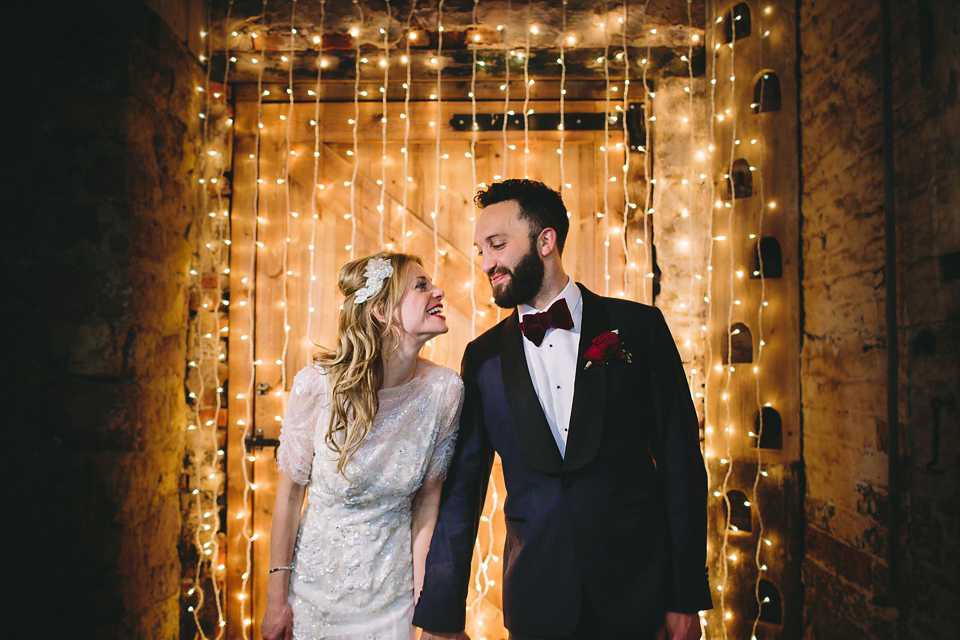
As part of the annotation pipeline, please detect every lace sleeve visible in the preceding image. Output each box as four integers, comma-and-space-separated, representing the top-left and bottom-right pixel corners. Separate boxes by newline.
424, 372, 465, 481
276, 365, 326, 485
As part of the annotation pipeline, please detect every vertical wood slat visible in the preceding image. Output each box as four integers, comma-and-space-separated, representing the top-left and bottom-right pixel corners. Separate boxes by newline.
226, 101, 257, 638
250, 104, 288, 640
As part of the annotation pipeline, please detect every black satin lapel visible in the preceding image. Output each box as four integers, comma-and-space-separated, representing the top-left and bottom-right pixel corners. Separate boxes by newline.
501, 312, 564, 475
563, 285, 610, 471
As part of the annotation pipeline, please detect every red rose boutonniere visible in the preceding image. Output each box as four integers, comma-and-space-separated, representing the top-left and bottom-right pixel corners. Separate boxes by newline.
584, 329, 633, 370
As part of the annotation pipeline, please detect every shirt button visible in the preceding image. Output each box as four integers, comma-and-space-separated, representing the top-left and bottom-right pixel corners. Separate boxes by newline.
556, 385, 561, 389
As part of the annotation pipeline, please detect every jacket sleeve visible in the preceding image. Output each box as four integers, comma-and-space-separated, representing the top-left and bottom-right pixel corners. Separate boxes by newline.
412, 343, 496, 632
647, 307, 714, 613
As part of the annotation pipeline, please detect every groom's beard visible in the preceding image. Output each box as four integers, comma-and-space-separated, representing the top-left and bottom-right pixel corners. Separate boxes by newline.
489, 245, 545, 309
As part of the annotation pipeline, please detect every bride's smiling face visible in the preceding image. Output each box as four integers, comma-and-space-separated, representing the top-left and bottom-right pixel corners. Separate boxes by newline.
393, 263, 447, 343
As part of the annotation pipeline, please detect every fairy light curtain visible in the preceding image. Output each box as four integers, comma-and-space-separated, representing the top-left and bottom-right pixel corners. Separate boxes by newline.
181, 1, 802, 638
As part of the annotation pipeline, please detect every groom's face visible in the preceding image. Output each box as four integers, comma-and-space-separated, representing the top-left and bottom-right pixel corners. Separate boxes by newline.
474, 200, 545, 309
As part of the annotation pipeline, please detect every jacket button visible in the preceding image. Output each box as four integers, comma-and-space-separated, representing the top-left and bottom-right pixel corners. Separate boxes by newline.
561, 477, 572, 489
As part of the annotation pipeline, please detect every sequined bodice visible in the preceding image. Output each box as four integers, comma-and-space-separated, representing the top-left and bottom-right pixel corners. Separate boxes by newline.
276, 361, 462, 640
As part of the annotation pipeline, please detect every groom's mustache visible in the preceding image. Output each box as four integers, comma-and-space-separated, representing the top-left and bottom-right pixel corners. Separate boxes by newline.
487, 266, 512, 282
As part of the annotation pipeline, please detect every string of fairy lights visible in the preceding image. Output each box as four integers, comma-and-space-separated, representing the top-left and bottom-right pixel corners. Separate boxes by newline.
400, 4, 412, 251
619, 2, 632, 301
639, 6, 653, 304
602, 2, 612, 296
749, 7, 771, 639
704, 4, 785, 639
305, 1, 325, 348
349, 1, 362, 260
184, 0, 243, 635
181, 2, 797, 636
432, 2, 444, 282
379, 3, 391, 248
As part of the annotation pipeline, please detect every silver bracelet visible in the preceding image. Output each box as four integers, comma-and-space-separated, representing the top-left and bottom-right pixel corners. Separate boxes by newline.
269, 565, 294, 573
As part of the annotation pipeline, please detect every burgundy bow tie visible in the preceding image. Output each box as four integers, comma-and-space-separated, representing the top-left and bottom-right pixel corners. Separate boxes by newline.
519, 298, 574, 346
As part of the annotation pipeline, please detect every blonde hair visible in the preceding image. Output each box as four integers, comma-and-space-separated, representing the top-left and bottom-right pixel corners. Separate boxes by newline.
313, 251, 423, 475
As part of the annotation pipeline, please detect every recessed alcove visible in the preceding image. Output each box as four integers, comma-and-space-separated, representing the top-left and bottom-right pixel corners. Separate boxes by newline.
723, 2, 752, 43
753, 71, 782, 113
753, 407, 783, 450
723, 323, 754, 364
751, 236, 783, 279
724, 489, 752, 532
754, 579, 784, 625
727, 158, 754, 199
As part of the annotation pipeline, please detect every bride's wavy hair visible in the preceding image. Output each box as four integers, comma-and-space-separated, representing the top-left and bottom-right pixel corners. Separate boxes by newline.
313, 251, 422, 475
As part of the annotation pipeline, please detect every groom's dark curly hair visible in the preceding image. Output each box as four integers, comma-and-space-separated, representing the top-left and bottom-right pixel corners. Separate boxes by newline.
474, 179, 570, 255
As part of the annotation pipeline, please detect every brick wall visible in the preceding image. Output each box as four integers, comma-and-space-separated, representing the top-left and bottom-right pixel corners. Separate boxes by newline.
799, 0, 959, 637
8, 1, 204, 636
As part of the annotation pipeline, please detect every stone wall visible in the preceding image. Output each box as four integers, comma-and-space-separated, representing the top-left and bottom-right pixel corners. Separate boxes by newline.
798, 0, 959, 638
8, 0, 204, 636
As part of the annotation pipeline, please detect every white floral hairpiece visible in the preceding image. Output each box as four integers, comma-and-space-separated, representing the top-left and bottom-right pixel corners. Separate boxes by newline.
353, 257, 394, 304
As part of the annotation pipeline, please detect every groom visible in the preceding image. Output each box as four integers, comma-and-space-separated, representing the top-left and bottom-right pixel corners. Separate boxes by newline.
414, 180, 712, 640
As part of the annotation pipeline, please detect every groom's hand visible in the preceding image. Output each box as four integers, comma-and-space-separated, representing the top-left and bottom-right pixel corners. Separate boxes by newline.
419, 631, 470, 640
655, 611, 701, 640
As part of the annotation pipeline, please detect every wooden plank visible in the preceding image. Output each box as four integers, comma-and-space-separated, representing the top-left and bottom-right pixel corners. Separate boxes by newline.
251, 104, 290, 640
226, 101, 257, 638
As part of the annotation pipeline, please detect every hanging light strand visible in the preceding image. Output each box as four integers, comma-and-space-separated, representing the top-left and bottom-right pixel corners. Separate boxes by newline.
717, 20, 742, 639
684, 0, 702, 412
620, 1, 632, 300
470, 0, 479, 338
559, 0, 567, 192
238, 3, 270, 636
401, 2, 413, 251
349, 0, 363, 260
432, 0, 445, 281
280, 0, 298, 397
187, 0, 221, 635
703, 5, 721, 630
205, 2, 235, 634
522, 0, 531, 176
639, 2, 653, 304
305, 0, 325, 346
602, 1, 612, 296
379, 1, 392, 248
750, 8, 770, 640
500, 0, 511, 182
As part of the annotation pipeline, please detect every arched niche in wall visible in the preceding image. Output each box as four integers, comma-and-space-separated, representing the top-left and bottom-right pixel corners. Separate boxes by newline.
750, 236, 783, 279
753, 406, 783, 450
723, 489, 752, 532
723, 323, 753, 364
727, 158, 754, 199
723, 2, 752, 43
753, 579, 783, 625
752, 70, 782, 113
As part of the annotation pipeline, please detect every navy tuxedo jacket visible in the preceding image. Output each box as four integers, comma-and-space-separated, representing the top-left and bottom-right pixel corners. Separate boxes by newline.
413, 285, 713, 636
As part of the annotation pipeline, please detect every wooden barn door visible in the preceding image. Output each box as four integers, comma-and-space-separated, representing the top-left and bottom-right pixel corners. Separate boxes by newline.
226, 99, 648, 638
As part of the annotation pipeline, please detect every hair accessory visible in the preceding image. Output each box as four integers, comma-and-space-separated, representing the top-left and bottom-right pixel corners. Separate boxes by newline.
353, 257, 394, 304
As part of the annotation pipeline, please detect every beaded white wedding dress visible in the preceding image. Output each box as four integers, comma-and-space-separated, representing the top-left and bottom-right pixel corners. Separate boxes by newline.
277, 359, 463, 640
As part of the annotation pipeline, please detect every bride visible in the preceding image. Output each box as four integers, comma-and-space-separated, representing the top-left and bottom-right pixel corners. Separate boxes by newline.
261, 252, 464, 640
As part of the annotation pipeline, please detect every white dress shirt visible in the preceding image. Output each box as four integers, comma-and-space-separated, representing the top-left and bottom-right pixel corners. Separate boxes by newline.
518, 277, 582, 457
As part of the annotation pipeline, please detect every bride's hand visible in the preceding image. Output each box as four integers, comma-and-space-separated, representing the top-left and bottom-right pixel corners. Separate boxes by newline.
261, 599, 294, 640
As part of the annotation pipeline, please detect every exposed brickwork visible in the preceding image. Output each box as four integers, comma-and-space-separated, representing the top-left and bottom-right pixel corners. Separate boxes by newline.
800, 0, 959, 638
8, 1, 204, 637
